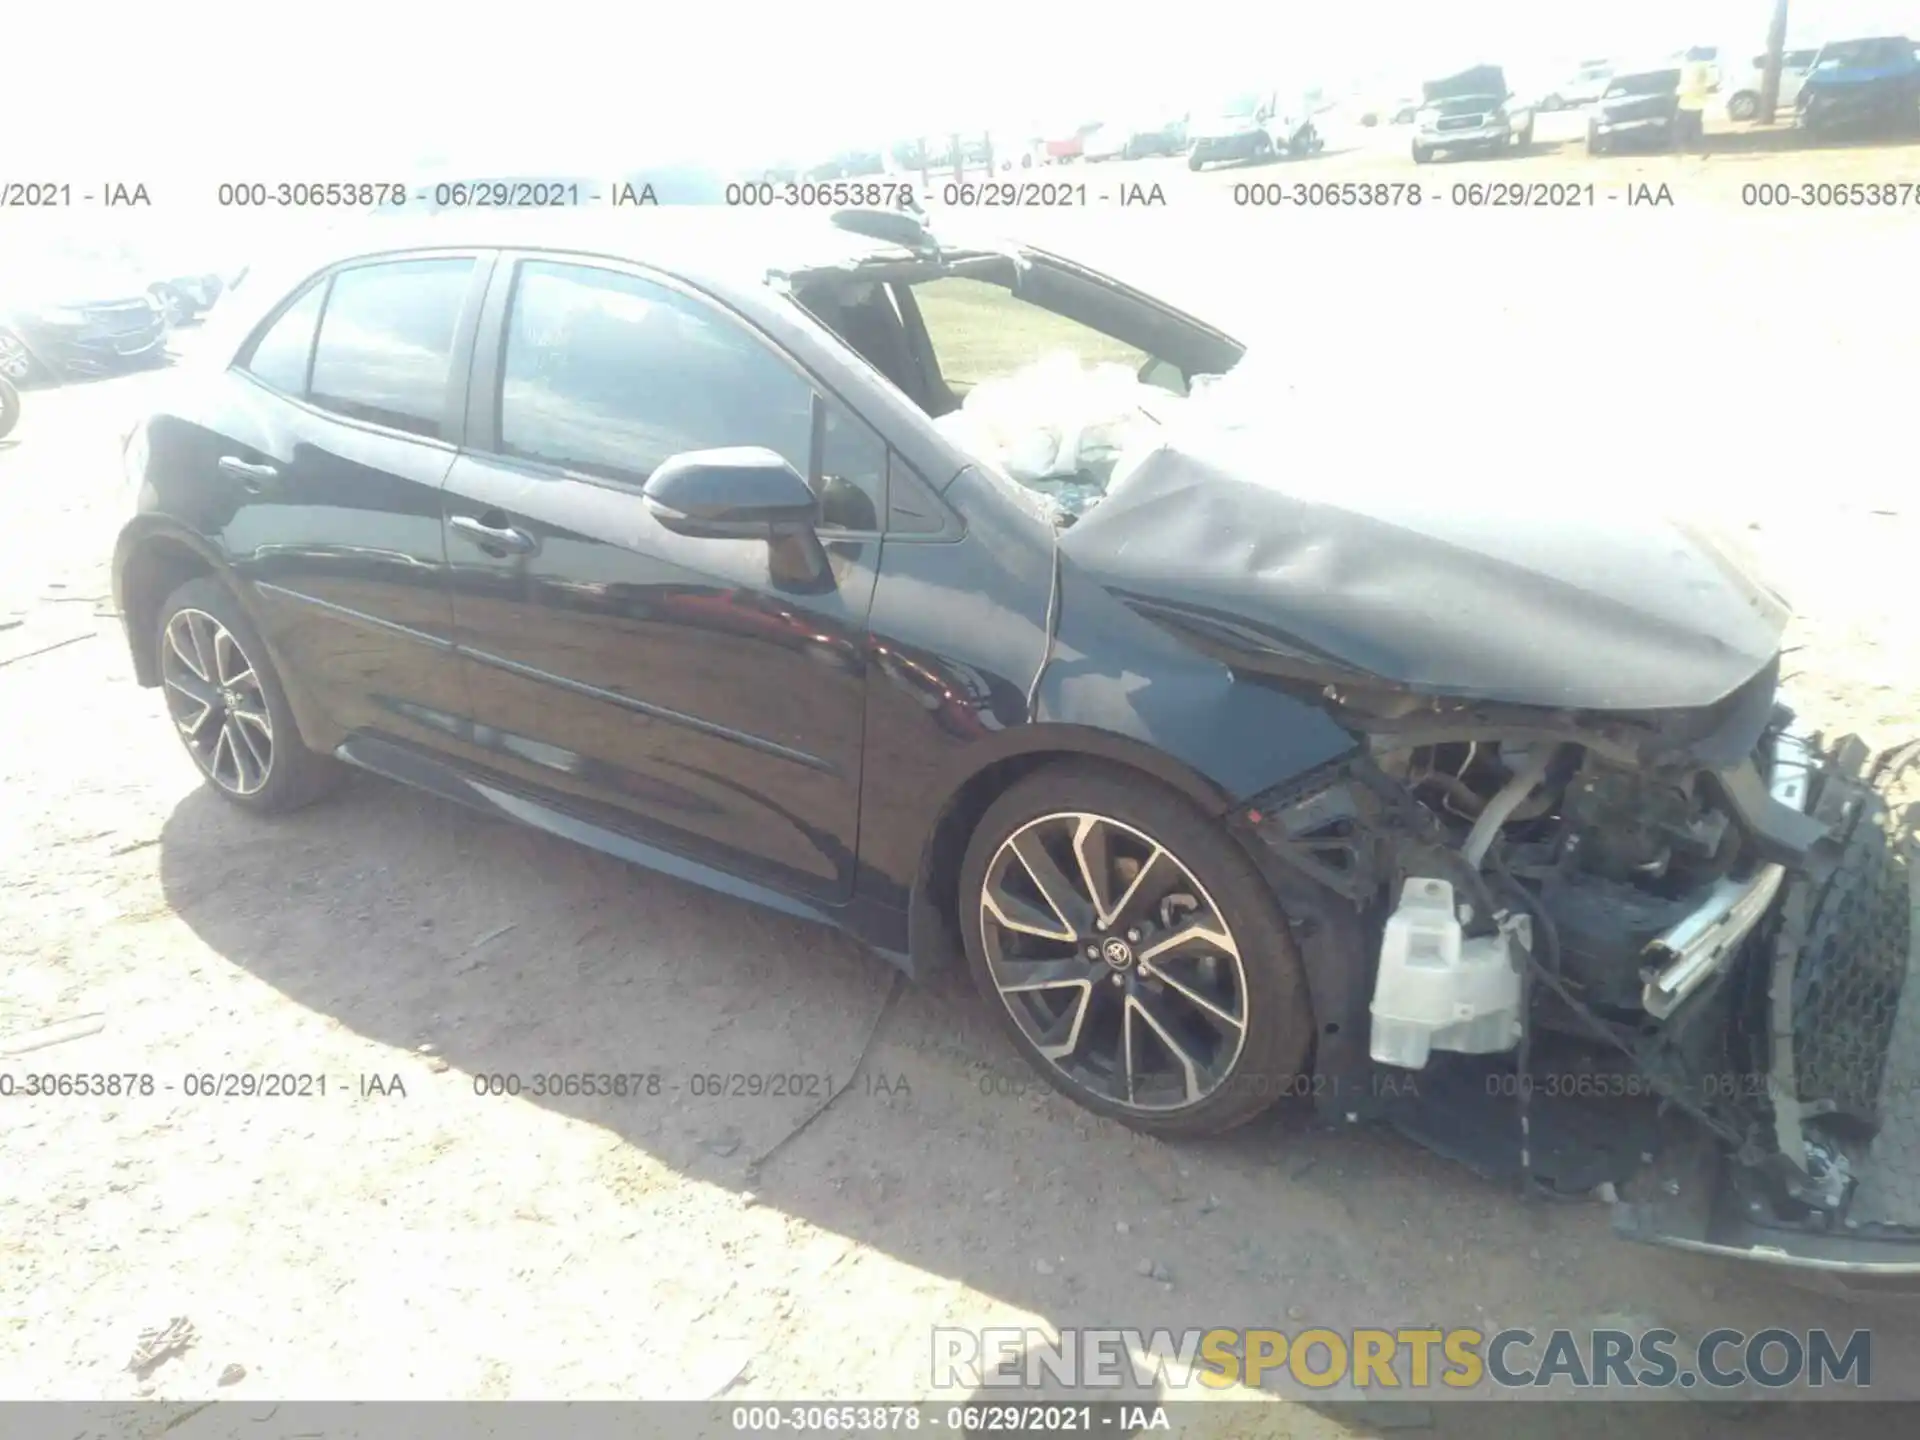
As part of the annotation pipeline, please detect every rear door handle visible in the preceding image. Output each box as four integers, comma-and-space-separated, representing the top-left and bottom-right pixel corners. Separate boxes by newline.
450, 513, 536, 556
218, 456, 279, 491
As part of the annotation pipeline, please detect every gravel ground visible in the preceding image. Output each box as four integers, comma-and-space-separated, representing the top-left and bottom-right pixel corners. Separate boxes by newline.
4, 133, 1920, 1434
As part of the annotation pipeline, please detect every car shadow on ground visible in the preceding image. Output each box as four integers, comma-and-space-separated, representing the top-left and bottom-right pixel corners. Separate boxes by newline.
154, 773, 1920, 1411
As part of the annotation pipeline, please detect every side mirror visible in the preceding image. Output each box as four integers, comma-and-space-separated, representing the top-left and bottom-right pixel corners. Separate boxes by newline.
1137, 356, 1189, 396
643, 447, 821, 540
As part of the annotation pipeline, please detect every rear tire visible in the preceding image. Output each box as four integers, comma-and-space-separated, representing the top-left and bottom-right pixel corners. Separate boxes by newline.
155, 577, 343, 814
958, 761, 1314, 1139
1728, 92, 1759, 122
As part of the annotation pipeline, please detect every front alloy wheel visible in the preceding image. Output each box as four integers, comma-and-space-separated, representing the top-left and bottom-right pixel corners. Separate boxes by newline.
961, 765, 1312, 1136
163, 608, 275, 795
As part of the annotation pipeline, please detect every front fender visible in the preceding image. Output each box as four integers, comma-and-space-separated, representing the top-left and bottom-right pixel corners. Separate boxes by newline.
1035, 558, 1362, 803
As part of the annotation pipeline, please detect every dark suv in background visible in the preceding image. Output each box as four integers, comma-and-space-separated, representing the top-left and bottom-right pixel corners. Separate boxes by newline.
1587, 67, 1696, 153
1797, 36, 1920, 133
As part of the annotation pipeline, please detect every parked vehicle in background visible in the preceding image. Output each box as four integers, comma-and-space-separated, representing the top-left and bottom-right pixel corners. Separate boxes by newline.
807, 150, 889, 180
1043, 122, 1104, 163
1084, 118, 1188, 161
0, 251, 170, 384
1187, 91, 1319, 170
991, 134, 1047, 170
1587, 66, 1699, 153
1411, 65, 1534, 163
1724, 47, 1819, 119
1796, 36, 1920, 134
1539, 59, 1615, 110
147, 271, 226, 325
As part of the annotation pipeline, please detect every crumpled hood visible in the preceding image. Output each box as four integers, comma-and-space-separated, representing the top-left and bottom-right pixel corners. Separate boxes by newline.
1057, 409, 1790, 713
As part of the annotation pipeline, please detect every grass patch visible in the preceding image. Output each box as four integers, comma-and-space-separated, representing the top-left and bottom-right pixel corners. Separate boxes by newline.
913, 276, 1148, 389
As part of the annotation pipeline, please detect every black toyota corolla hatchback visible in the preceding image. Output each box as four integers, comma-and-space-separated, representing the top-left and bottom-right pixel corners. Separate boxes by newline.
115, 207, 1920, 1280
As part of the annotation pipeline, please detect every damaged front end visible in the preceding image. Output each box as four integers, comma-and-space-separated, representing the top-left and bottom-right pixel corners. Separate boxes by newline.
1046, 408, 1920, 1280
1235, 677, 1920, 1285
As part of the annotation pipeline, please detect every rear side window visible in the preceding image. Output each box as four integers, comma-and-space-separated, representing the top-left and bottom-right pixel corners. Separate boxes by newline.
241, 281, 326, 394
307, 258, 474, 439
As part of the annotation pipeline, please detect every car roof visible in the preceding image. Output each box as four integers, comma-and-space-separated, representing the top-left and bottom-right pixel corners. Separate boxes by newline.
231, 208, 948, 316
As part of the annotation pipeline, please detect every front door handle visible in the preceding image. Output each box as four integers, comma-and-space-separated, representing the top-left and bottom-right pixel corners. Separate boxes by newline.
450, 513, 536, 556
218, 456, 279, 492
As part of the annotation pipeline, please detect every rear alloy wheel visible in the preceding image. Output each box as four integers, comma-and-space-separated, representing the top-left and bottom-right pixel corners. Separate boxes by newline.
157, 577, 341, 813
1728, 92, 1759, 122
961, 764, 1312, 1137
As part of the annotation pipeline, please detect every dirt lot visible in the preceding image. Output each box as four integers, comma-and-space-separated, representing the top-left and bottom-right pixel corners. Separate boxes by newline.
4, 131, 1920, 1434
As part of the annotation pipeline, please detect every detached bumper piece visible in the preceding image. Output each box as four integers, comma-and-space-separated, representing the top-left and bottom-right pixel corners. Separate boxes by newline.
1617, 738, 1920, 1288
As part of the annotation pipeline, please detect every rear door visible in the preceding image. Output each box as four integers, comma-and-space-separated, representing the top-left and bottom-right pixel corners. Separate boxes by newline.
217, 252, 489, 753
439, 253, 886, 902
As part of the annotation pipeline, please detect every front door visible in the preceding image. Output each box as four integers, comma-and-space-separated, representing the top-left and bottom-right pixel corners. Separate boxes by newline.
440, 256, 885, 902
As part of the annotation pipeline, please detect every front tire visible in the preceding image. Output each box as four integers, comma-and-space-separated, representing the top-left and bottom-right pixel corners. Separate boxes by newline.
959, 762, 1314, 1138
1412, 143, 1433, 164
156, 577, 342, 813
0, 378, 18, 441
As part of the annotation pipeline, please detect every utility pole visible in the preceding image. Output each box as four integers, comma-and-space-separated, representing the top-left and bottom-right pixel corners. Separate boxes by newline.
1758, 0, 1791, 124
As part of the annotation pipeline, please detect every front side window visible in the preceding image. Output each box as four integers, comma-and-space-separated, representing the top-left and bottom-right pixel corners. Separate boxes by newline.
499, 261, 816, 490
307, 258, 474, 439
241, 280, 327, 395
910, 276, 1149, 394
497, 261, 888, 530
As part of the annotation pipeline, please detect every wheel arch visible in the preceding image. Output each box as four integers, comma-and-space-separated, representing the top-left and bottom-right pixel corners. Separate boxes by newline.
904, 726, 1245, 979
115, 525, 223, 688
113, 524, 339, 754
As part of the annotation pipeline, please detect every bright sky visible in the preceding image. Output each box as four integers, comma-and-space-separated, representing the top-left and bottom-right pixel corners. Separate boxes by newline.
21, 0, 1920, 171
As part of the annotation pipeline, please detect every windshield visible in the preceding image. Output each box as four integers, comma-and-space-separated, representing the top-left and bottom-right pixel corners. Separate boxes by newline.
1219, 92, 1262, 117
1605, 70, 1679, 97
1816, 39, 1907, 69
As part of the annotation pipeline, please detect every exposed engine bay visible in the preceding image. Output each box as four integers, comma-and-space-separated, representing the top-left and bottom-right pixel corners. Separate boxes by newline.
1241, 671, 1920, 1280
